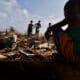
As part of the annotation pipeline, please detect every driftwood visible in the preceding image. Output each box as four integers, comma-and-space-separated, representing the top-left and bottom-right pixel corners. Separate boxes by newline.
18, 49, 36, 57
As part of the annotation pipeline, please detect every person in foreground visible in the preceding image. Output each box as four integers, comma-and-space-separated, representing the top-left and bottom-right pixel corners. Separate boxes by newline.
50, 0, 80, 63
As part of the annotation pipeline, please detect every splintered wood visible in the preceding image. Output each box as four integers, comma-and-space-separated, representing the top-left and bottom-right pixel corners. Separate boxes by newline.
0, 32, 57, 62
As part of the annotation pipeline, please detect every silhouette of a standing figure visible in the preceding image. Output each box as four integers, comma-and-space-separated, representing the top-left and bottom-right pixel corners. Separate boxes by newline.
35, 20, 41, 35
27, 20, 33, 37
45, 23, 52, 41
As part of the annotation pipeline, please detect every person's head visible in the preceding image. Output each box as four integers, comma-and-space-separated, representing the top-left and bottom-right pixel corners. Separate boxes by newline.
38, 20, 41, 23
30, 20, 33, 23
49, 23, 51, 27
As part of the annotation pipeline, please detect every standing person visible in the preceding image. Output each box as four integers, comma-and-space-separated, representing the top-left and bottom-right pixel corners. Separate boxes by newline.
35, 20, 41, 35
27, 20, 33, 37
45, 23, 53, 47
45, 23, 52, 41
49, 0, 80, 63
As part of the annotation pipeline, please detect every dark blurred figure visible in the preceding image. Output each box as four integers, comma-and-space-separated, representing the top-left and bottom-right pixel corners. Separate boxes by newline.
50, 0, 80, 63
35, 20, 41, 35
45, 23, 53, 47
45, 23, 52, 41
27, 20, 33, 37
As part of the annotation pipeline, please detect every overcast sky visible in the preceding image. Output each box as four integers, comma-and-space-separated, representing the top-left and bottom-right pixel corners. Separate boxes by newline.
0, 0, 68, 34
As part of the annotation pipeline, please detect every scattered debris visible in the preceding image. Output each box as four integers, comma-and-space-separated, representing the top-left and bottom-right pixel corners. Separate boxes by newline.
0, 31, 57, 62
0, 54, 8, 60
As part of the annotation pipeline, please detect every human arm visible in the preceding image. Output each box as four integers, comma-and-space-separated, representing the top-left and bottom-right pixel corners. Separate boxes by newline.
50, 18, 68, 33
52, 18, 67, 29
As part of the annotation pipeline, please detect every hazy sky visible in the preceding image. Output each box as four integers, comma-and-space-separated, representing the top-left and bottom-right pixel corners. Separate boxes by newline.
0, 0, 68, 33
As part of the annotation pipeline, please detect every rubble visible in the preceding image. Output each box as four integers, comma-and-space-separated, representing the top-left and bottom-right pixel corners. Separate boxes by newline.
0, 31, 57, 62
0, 54, 7, 60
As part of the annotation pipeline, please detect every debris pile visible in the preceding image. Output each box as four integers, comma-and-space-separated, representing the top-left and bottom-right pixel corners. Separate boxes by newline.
0, 31, 57, 63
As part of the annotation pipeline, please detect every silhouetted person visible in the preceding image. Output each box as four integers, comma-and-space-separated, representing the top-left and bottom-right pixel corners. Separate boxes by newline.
27, 20, 33, 37
49, 0, 80, 63
45, 23, 53, 47
35, 20, 41, 35
45, 23, 52, 41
